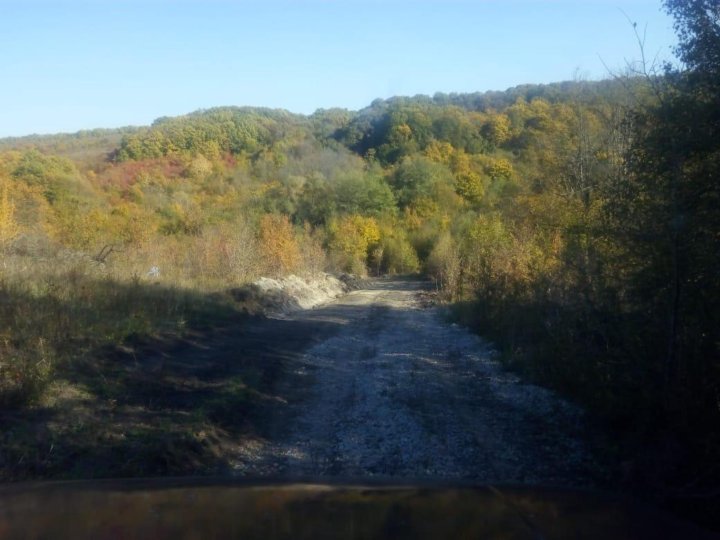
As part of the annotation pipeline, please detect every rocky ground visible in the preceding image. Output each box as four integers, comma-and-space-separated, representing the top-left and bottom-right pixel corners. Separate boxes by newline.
232, 277, 603, 485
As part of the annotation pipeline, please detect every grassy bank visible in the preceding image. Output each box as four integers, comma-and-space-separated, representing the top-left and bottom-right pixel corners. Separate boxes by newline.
0, 252, 244, 407
0, 250, 267, 480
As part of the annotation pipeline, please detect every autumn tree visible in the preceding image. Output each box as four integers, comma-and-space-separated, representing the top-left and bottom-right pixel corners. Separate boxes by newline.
611, 0, 720, 419
258, 214, 301, 276
0, 180, 20, 251
327, 214, 380, 274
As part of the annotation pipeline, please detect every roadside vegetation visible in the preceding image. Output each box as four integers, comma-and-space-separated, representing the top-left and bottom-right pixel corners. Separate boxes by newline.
0, 0, 716, 522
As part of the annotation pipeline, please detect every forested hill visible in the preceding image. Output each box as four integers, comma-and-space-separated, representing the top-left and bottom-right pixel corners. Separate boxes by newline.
0, 126, 141, 166
0, 78, 639, 161
114, 107, 309, 162
0, 5, 718, 527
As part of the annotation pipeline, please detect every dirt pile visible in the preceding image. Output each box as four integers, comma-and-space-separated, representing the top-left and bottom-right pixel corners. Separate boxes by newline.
231, 273, 356, 316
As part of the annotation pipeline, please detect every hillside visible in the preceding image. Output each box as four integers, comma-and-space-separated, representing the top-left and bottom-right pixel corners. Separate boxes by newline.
0, 55, 718, 532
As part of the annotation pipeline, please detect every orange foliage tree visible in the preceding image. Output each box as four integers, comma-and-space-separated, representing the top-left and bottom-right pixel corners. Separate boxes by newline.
258, 214, 300, 276
0, 180, 20, 251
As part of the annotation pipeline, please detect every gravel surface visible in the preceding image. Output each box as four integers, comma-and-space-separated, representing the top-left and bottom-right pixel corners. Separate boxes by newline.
233, 278, 602, 485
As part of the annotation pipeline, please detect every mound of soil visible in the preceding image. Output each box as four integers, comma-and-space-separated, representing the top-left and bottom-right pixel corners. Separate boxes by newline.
231, 273, 356, 316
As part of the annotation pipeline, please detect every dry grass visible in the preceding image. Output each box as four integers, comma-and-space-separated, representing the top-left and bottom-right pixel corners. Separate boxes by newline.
0, 217, 333, 481
0, 247, 258, 479
0, 252, 235, 407
0, 216, 330, 409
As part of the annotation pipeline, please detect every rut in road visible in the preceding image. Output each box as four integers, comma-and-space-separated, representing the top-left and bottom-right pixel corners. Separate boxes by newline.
234, 278, 600, 485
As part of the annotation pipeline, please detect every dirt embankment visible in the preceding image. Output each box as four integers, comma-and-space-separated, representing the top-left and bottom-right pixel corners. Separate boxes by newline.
231, 273, 361, 316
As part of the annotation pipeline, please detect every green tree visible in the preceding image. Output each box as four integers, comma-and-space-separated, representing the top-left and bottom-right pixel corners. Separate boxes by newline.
609, 0, 720, 433
331, 171, 396, 218
391, 156, 454, 209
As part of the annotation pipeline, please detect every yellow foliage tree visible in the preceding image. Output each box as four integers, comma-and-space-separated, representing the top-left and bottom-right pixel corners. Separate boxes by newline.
391, 123, 413, 143
328, 214, 380, 274
427, 232, 461, 299
110, 203, 157, 247
424, 141, 454, 164
449, 150, 472, 175
258, 214, 300, 275
483, 113, 512, 146
486, 157, 514, 181
66, 208, 110, 250
0, 181, 20, 250
463, 214, 513, 288
455, 171, 485, 205
186, 154, 213, 181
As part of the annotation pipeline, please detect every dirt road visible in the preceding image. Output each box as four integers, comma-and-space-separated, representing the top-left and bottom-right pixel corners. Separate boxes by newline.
234, 278, 600, 485
4, 277, 600, 484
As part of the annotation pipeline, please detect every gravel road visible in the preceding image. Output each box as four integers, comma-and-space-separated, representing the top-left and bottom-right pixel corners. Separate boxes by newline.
233, 278, 601, 485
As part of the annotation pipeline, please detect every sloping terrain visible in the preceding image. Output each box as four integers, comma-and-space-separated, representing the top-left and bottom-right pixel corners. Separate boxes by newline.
234, 278, 602, 485
1, 277, 601, 486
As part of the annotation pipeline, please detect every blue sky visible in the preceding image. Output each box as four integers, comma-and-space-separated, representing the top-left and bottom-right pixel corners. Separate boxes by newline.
1, 0, 677, 137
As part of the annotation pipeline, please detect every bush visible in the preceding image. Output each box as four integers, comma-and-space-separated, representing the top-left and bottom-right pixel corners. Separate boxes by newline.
0, 339, 51, 407
258, 214, 301, 276
426, 233, 461, 298
379, 234, 420, 275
